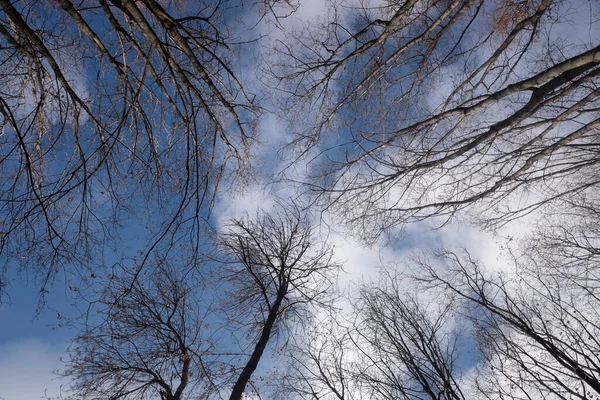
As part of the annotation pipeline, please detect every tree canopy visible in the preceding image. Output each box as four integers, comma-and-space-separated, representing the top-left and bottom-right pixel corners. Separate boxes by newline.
1, 0, 599, 399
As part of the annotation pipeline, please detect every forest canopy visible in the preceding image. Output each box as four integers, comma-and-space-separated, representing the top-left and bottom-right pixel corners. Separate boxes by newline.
0, 0, 598, 399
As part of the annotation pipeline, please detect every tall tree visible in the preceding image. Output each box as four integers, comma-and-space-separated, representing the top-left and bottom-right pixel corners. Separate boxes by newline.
0, 0, 264, 299
283, 237, 600, 400
282, 269, 469, 400
218, 204, 340, 400
267, 1, 600, 397
272, 0, 600, 241
64, 203, 340, 400
65, 261, 216, 400
419, 246, 600, 399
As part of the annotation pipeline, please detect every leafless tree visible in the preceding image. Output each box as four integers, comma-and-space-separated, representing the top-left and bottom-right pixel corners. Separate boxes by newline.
417, 245, 600, 400
264, 1, 600, 397
281, 268, 470, 400
270, 0, 600, 241
281, 234, 600, 400
217, 204, 340, 400
280, 317, 360, 400
64, 260, 218, 400
64, 203, 340, 400
0, 0, 280, 299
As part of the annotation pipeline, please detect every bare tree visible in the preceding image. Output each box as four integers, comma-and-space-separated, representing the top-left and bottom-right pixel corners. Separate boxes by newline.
64, 260, 218, 400
64, 203, 340, 400
282, 234, 600, 400
218, 204, 340, 400
270, 0, 600, 240
264, 1, 600, 397
0, 0, 272, 299
281, 317, 360, 400
282, 269, 469, 400
418, 246, 600, 400
354, 277, 468, 400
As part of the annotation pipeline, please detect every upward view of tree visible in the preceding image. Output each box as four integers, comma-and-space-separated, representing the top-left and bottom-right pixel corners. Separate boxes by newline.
273, 0, 600, 240
218, 205, 339, 399
283, 270, 468, 400
268, 0, 600, 398
0, 0, 259, 295
65, 261, 213, 400
420, 247, 600, 400
282, 239, 600, 400
1, 0, 599, 399
65, 204, 339, 400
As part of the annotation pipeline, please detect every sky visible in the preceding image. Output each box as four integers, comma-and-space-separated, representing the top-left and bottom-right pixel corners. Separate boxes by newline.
1, 0, 598, 399
0, 280, 71, 399
0, 1, 510, 398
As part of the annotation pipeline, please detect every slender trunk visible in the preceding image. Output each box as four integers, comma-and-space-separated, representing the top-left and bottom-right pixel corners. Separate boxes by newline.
228, 293, 285, 400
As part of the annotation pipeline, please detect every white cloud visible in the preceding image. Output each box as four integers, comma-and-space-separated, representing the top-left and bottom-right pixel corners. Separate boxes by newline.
292, 0, 330, 22
0, 339, 66, 400
214, 184, 278, 229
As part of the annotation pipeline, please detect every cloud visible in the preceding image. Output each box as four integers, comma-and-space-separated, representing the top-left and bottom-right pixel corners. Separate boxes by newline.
214, 185, 278, 228
0, 339, 66, 400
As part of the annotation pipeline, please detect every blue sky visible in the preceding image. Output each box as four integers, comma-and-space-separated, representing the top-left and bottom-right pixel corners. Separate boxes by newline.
0, 278, 72, 399
0, 2, 333, 397
1, 0, 597, 398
